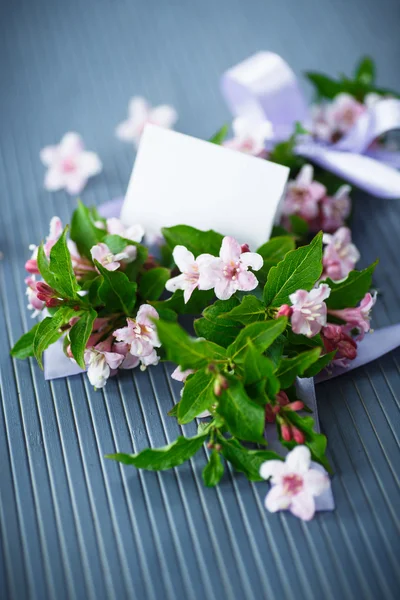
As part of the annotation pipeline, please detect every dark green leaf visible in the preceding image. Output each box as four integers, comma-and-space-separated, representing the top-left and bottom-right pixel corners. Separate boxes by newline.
289, 215, 309, 237
194, 297, 242, 348
305, 72, 344, 99
70, 200, 106, 259
153, 288, 215, 316
219, 437, 283, 481
139, 267, 170, 301
162, 224, 223, 257
106, 433, 208, 470
95, 261, 137, 315
38, 228, 80, 300
69, 308, 97, 369
209, 124, 229, 145
156, 320, 227, 370
33, 307, 75, 368
286, 330, 323, 348
256, 236, 296, 284
216, 378, 265, 443
222, 295, 266, 325
323, 261, 378, 309
355, 56, 375, 85
241, 340, 279, 398
227, 318, 287, 363
277, 348, 321, 388
202, 451, 224, 487
263, 232, 323, 307
10, 323, 41, 359
265, 335, 286, 367
104, 234, 149, 281
282, 412, 331, 472
303, 351, 336, 378
178, 369, 216, 424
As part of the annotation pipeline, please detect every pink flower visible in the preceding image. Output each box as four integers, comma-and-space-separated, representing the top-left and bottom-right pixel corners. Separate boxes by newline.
289, 284, 331, 338
171, 366, 194, 382
282, 165, 326, 221
25, 276, 45, 317
321, 324, 358, 368
320, 185, 352, 233
224, 116, 273, 156
276, 304, 293, 318
84, 339, 125, 388
90, 242, 137, 271
25, 216, 63, 273
116, 96, 178, 147
113, 304, 161, 359
205, 237, 263, 301
260, 445, 330, 521
106, 218, 144, 243
326, 93, 366, 137
327, 292, 376, 341
40, 132, 102, 195
165, 246, 216, 303
322, 227, 360, 280
111, 342, 140, 370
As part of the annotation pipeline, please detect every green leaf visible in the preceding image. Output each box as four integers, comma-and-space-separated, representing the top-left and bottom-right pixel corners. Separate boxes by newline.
286, 330, 323, 348
70, 200, 106, 259
305, 72, 344, 99
106, 433, 208, 470
323, 261, 378, 309
263, 232, 323, 307
216, 378, 265, 443
277, 348, 321, 388
265, 335, 286, 367
48, 227, 81, 299
219, 437, 283, 481
289, 215, 309, 237
282, 412, 331, 473
209, 124, 229, 145
178, 369, 216, 424
256, 236, 296, 285
202, 451, 224, 487
139, 267, 170, 301
227, 318, 287, 363
69, 308, 97, 369
10, 323, 41, 359
152, 288, 215, 316
355, 56, 375, 85
103, 234, 149, 281
194, 297, 242, 348
162, 224, 223, 257
303, 351, 336, 378
222, 295, 266, 325
33, 307, 75, 368
156, 320, 227, 370
95, 261, 137, 315
241, 340, 279, 397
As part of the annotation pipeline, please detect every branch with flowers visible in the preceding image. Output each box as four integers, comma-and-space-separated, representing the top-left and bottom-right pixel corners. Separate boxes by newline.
11, 199, 377, 517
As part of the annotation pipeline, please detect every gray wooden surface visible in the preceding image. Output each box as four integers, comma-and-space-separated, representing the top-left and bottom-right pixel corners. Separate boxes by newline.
0, 0, 399, 598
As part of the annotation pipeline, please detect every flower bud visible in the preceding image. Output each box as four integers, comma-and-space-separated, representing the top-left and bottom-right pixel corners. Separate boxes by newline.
265, 404, 275, 423
276, 390, 290, 406
240, 243, 250, 254
284, 400, 304, 412
281, 423, 292, 441
25, 258, 40, 274
276, 304, 293, 318
292, 427, 306, 444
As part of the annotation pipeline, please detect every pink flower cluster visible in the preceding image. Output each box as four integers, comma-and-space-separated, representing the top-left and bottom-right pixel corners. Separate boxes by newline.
165, 236, 263, 302
81, 305, 161, 389
322, 227, 360, 280
311, 93, 367, 143
282, 164, 351, 233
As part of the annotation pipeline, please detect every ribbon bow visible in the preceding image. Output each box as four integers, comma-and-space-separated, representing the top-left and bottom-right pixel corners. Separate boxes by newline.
221, 52, 400, 198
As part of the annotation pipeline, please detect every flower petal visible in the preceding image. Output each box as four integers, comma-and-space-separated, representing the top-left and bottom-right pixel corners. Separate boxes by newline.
289, 491, 315, 521
285, 445, 311, 475
165, 273, 186, 293
44, 167, 65, 191
214, 278, 234, 300
237, 270, 258, 292
150, 105, 178, 129
296, 164, 314, 186
137, 304, 159, 326
265, 484, 291, 513
259, 460, 286, 483
240, 251, 263, 271
59, 132, 84, 156
40, 145, 58, 166
173, 246, 195, 272
103, 351, 125, 370
78, 151, 102, 177
220, 236, 241, 263
303, 468, 330, 497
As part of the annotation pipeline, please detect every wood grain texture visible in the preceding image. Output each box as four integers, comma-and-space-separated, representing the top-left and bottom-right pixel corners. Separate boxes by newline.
0, 0, 399, 598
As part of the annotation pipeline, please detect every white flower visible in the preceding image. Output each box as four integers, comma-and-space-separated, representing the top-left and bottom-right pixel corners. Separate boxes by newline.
260, 446, 330, 521
40, 132, 102, 194
106, 218, 144, 243
90, 242, 137, 271
224, 116, 273, 155
289, 284, 331, 338
113, 304, 161, 359
116, 96, 178, 147
165, 246, 216, 303
84, 340, 125, 389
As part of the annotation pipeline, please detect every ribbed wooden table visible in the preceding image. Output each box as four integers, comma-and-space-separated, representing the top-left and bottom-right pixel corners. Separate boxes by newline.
0, 0, 399, 598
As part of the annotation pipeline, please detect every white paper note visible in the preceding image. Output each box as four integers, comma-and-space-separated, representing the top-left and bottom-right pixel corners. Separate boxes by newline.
121, 124, 289, 249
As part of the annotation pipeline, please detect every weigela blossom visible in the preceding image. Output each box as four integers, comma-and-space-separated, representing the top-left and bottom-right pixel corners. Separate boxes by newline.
282, 165, 327, 221
289, 284, 331, 338
322, 227, 360, 280
116, 96, 178, 147
106, 218, 144, 243
205, 237, 263, 301
320, 185, 351, 233
91, 242, 137, 271
25, 276, 45, 317
40, 133, 102, 195
321, 324, 357, 368
84, 339, 125, 389
171, 366, 194, 382
328, 292, 376, 341
165, 246, 216, 303
224, 116, 273, 156
25, 216, 63, 274
111, 342, 140, 370
311, 94, 366, 142
260, 445, 330, 521
113, 304, 161, 363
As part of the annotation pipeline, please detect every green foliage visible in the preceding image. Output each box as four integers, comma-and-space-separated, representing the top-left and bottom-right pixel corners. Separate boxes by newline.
263, 232, 323, 307
218, 437, 283, 481
139, 267, 171, 301
209, 124, 229, 145
202, 451, 224, 487
194, 297, 242, 347
227, 318, 287, 363
323, 261, 378, 309
276, 348, 321, 388
178, 369, 216, 424
282, 412, 331, 473
10, 323, 41, 359
38, 227, 80, 300
222, 295, 266, 325
216, 377, 265, 443
70, 200, 106, 258
69, 309, 97, 369
33, 307, 75, 368
162, 224, 223, 257
95, 261, 137, 315
256, 236, 296, 285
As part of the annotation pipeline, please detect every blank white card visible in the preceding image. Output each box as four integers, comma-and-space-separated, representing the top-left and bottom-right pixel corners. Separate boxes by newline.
121, 124, 289, 249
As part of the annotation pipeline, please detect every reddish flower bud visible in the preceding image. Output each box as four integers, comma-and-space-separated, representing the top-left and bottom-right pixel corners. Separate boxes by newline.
284, 400, 304, 412
25, 258, 40, 274
276, 390, 290, 406
281, 423, 292, 441
276, 304, 293, 318
46, 297, 62, 307
292, 427, 306, 444
337, 336, 357, 360
240, 243, 250, 253
265, 404, 276, 423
